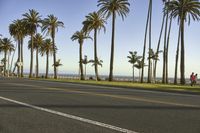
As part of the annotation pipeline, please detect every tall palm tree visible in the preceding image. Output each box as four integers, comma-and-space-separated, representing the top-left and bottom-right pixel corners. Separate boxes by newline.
9, 19, 27, 77
33, 33, 44, 78
174, 27, 181, 84
42, 14, 64, 79
166, 0, 200, 84
71, 30, 92, 80
40, 39, 54, 79
0, 38, 15, 76
154, 0, 167, 80
82, 12, 106, 81
127, 51, 142, 82
165, 14, 173, 84
162, 0, 171, 84
147, 0, 153, 83
98, 0, 130, 81
23, 9, 41, 78
141, 0, 151, 83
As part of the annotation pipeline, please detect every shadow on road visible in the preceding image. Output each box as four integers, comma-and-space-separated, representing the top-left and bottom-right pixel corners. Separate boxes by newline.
0, 104, 200, 110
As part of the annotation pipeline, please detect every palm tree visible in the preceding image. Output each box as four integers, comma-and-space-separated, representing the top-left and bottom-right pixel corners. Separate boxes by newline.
127, 51, 142, 82
165, 14, 173, 84
0, 38, 15, 76
52, 59, 62, 77
82, 55, 89, 78
165, 0, 200, 84
9, 22, 19, 76
89, 58, 103, 81
40, 39, 54, 78
23, 9, 41, 78
42, 14, 64, 79
174, 27, 181, 84
71, 30, 92, 80
162, 0, 171, 84
147, 0, 153, 83
33, 33, 44, 78
154, 0, 167, 80
98, 0, 130, 81
82, 11, 106, 81
134, 60, 146, 82
141, 0, 151, 83
148, 49, 162, 82
9, 19, 27, 77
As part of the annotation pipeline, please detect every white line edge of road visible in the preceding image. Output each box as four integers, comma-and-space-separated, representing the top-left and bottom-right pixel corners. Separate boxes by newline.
31, 79, 200, 97
0, 96, 138, 133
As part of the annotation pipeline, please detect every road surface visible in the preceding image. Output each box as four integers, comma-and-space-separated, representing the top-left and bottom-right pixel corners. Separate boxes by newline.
0, 78, 200, 133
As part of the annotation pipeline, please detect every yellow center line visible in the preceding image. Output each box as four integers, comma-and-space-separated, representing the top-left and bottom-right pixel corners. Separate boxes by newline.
6, 83, 200, 108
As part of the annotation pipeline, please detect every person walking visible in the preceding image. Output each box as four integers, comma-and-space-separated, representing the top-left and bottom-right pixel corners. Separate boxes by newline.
190, 72, 195, 86
194, 74, 198, 85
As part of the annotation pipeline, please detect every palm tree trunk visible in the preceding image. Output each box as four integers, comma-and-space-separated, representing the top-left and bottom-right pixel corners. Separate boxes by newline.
108, 12, 116, 81
94, 29, 100, 81
36, 48, 39, 78
52, 32, 57, 79
132, 65, 134, 82
80, 42, 84, 80
45, 51, 49, 78
166, 17, 172, 84
21, 39, 24, 77
141, 1, 151, 83
147, 0, 152, 83
154, 12, 165, 80
4, 52, 7, 76
139, 69, 141, 82
162, 8, 169, 84
10, 42, 17, 74
85, 64, 87, 79
29, 34, 34, 78
17, 39, 20, 77
174, 27, 181, 84
180, 19, 185, 84
7, 52, 10, 77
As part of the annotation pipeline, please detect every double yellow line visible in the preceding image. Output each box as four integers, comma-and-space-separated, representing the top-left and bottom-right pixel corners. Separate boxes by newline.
6, 82, 200, 108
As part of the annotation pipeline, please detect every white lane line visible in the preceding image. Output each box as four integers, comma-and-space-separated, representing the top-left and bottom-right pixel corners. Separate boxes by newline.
0, 96, 138, 133
31, 79, 200, 97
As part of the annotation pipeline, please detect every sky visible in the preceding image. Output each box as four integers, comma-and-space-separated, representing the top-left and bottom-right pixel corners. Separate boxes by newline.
0, 0, 200, 78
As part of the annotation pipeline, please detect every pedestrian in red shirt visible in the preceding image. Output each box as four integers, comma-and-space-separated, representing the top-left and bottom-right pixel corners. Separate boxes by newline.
190, 72, 195, 86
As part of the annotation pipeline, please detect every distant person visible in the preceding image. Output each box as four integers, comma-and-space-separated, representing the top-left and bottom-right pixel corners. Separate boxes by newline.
190, 72, 195, 86
194, 74, 198, 85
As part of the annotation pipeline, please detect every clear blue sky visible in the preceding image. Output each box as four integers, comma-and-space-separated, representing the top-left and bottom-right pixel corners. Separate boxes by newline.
0, 0, 200, 78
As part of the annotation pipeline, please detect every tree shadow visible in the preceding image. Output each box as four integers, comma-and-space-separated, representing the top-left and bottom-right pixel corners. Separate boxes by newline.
0, 104, 199, 110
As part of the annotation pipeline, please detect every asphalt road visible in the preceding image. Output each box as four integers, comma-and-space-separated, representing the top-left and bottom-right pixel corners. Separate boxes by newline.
0, 77, 200, 133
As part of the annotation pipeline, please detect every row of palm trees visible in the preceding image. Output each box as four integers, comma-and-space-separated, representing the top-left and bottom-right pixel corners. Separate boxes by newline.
1, 0, 200, 85
137, 0, 200, 85
72, 0, 200, 85
7, 9, 64, 79
72, 0, 130, 81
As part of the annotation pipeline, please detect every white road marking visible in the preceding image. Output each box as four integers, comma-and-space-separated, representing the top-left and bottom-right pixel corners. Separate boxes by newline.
0, 96, 138, 133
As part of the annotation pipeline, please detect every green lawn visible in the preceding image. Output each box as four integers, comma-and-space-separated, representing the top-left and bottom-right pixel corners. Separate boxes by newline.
32, 78, 200, 93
